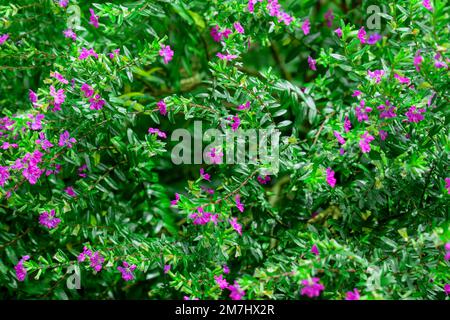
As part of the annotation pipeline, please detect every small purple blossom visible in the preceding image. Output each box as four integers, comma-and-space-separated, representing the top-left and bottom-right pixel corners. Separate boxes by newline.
223, 265, 230, 274
300, 278, 325, 298
423, 0, 433, 11
302, 19, 310, 35
228, 281, 245, 300
0, 34, 9, 45
217, 52, 238, 61
58, 131, 76, 148
414, 51, 424, 72
445, 178, 450, 195
171, 193, 180, 206
78, 47, 98, 60
117, 261, 136, 281
405, 106, 425, 123
344, 116, 352, 132
15, 255, 30, 282
237, 101, 251, 110
335, 28, 342, 38
157, 100, 167, 116
368, 69, 385, 83
81, 83, 94, 98
214, 275, 229, 289
357, 27, 366, 44
164, 264, 171, 274
207, 148, 223, 164
345, 288, 360, 300
89, 8, 99, 28
200, 168, 211, 181
359, 131, 375, 153
65, 186, 76, 197
307, 56, 317, 70
159, 44, 174, 64
326, 167, 336, 188
230, 217, 243, 235
333, 131, 346, 145
63, 29, 77, 41
148, 128, 167, 139
39, 209, 61, 229
311, 244, 319, 256
367, 33, 382, 45
324, 9, 334, 28
235, 195, 244, 213
234, 22, 245, 34
379, 129, 388, 141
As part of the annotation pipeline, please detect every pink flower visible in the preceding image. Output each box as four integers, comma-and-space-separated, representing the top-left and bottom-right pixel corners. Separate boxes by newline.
50, 85, 65, 111
78, 47, 98, 60
39, 209, 61, 229
266, 0, 281, 17
405, 106, 425, 123
278, 12, 293, 26
63, 28, 77, 41
394, 73, 410, 85
301, 19, 310, 35
58, 0, 68, 8
335, 28, 342, 38
367, 69, 385, 83
51, 71, 69, 84
377, 101, 397, 119
357, 27, 366, 44
444, 242, 450, 251
344, 116, 352, 132
157, 100, 167, 116
247, 0, 262, 13
414, 51, 424, 72
65, 186, 76, 197
445, 178, 450, 194
311, 244, 319, 256
301, 278, 325, 298
90, 251, 105, 272
237, 101, 251, 110
117, 261, 136, 281
170, 193, 180, 206
15, 255, 30, 281
0, 166, 10, 187
444, 284, 450, 295
229, 115, 241, 131
307, 56, 317, 70
214, 275, 229, 289
223, 265, 230, 274
164, 264, 171, 274
217, 52, 238, 61
324, 9, 334, 28
89, 94, 105, 110
229, 217, 243, 235
58, 130, 76, 148
78, 164, 87, 178
77, 246, 92, 262
189, 207, 217, 225
207, 148, 223, 164
109, 48, 120, 59
159, 44, 174, 64
235, 195, 244, 213
234, 22, 245, 34
423, 0, 433, 11
89, 8, 99, 28
228, 281, 245, 300
211, 25, 232, 42
345, 288, 360, 300
355, 100, 372, 122
333, 131, 346, 145
27, 113, 45, 130
326, 167, 336, 188
81, 83, 94, 98
359, 131, 374, 153
352, 90, 362, 97
200, 168, 211, 181
434, 53, 448, 69
148, 128, 167, 139
0, 34, 9, 45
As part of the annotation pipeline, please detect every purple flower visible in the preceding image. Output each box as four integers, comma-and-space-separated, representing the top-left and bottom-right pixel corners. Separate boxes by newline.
359, 131, 375, 153
444, 284, 450, 295
88, 94, 106, 110
78, 164, 87, 178
300, 278, 325, 298
335, 28, 342, 38
379, 129, 388, 141
170, 193, 180, 206
39, 209, 61, 229
78, 47, 98, 60
235, 195, 244, 213
357, 27, 366, 44
247, 0, 263, 13
333, 131, 346, 145
29, 90, 38, 104
228, 281, 245, 300
148, 128, 167, 139
200, 168, 211, 181
302, 19, 310, 35
63, 29, 77, 41
189, 207, 218, 225
324, 9, 334, 28
77, 246, 92, 262
58, 131, 76, 148
214, 275, 229, 289
0, 34, 9, 45
345, 288, 360, 300
352, 90, 362, 97
51, 71, 69, 84
378, 101, 397, 119
266, 0, 281, 17
444, 242, 450, 251
50, 85, 65, 111
159, 44, 174, 64
65, 186, 76, 197
223, 265, 230, 274
229, 115, 241, 131
157, 100, 167, 116
394, 73, 410, 85
237, 101, 251, 110
15, 255, 30, 282
257, 175, 271, 184
344, 116, 352, 132
89, 8, 99, 28
90, 251, 105, 272
58, 0, 69, 8
164, 264, 171, 274
367, 33, 382, 45
207, 148, 223, 164
405, 106, 425, 123
109, 48, 120, 59
278, 12, 293, 26
423, 0, 433, 11
414, 51, 424, 72
234, 22, 245, 34
117, 261, 136, 280
27, 113, 45, 130
434, 53, 448, 69
444, 178, 450, 195
355, 100, 372, 122
368, 69, 385, 83
0, 166, 10, 187
307, 56, 317, 70
311, 244, 319, 256
326, 167, 336, 188
229, 217, 243, 235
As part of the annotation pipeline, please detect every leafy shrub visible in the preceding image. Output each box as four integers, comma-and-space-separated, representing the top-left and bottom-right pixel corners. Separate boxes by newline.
0, 0, 449, 300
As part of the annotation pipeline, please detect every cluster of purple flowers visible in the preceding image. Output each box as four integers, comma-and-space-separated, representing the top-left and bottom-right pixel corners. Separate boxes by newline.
78, 246, 105, 272
39, 209, 61, 229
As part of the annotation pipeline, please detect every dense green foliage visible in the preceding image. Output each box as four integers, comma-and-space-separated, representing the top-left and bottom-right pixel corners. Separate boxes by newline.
0, 0, 449, 300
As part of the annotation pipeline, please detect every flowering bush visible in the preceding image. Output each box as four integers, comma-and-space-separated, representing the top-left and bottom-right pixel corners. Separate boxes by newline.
0, 0, 449, 300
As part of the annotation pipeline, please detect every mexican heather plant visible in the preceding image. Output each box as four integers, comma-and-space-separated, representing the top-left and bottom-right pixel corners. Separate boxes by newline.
0, 0, 449, 300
